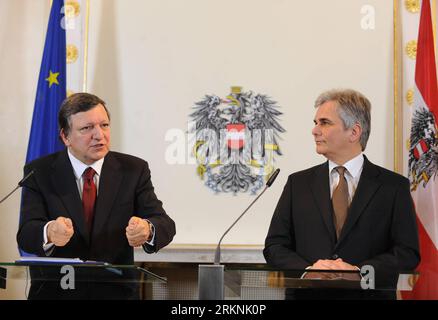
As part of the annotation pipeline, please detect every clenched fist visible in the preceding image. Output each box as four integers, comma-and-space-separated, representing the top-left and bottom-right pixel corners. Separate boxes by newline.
126, 217, 151, 247
47, 217, 74, 246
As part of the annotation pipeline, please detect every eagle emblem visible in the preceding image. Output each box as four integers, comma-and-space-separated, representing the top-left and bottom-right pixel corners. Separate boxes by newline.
408, 105, 438, 191
189, 86, 285, 194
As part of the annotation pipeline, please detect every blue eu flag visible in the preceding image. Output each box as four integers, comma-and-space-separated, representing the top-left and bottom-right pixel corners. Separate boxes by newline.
20, 0, 66, 256
26, 0, 66, 164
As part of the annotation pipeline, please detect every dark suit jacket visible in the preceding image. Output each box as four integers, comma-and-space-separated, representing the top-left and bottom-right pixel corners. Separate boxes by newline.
264, 156, 420, 299
17, 149, 176, 299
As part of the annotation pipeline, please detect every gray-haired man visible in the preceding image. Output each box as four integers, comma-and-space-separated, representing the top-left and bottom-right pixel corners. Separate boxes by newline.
264, 89, 420, 299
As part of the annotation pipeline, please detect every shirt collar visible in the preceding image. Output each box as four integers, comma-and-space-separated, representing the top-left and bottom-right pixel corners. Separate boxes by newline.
67, 149, 104, 179
328, 153, 364, 179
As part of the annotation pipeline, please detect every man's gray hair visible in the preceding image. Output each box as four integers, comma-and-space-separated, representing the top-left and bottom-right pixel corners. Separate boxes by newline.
314, 89, 371, 151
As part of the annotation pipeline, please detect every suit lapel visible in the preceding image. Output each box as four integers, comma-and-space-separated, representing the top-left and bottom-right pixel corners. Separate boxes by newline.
336, 156, 382, 248
310, 162, 337, 245
50, 150, 90, 243
93, 152, 123, 238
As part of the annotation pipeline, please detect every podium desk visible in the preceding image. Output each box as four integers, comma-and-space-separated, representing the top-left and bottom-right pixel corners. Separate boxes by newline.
199, 264, 418, 300
0, 261, 166, 299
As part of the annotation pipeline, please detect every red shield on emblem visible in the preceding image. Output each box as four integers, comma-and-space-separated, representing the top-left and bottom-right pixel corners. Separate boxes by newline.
226, 123, 245, 149
413, 139, 429, 160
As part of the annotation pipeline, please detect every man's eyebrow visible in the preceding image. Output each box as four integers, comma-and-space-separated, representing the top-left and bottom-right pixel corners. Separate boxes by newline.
313, 117, 333, 123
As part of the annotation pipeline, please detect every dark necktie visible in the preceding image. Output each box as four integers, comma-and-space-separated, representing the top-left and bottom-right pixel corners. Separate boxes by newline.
82, 167, 97, 231
332, 166, 349, 239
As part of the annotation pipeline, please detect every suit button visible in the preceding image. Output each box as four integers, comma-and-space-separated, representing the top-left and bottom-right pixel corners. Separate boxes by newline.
332, 254, 339, 259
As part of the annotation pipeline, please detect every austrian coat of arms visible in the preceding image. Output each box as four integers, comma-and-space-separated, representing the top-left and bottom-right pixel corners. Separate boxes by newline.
408, 105, 438, 190
189, 86, 285, 194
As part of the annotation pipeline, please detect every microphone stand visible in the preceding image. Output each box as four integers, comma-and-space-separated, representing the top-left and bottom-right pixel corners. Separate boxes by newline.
213, 185, 269, 265
0, 186, 22, 204
198, 169, 280, 300
0, 170, 35, 204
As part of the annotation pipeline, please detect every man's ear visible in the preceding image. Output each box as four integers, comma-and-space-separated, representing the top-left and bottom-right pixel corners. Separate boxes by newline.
60, 129, 69, 146
350, 123, 362, 144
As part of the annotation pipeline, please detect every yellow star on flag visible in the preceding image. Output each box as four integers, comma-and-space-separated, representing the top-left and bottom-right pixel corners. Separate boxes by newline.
45, 70, 60, 88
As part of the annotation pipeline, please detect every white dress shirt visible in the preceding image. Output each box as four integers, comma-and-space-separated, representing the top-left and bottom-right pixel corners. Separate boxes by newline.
328, 153, 364, 204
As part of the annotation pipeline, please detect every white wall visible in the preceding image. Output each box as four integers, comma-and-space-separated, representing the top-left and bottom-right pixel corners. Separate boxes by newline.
85, 0, 394, 245
0, 0, 394, 298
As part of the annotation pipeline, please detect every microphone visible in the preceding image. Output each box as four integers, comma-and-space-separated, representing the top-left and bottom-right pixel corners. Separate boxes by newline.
214, 168, 280, 265
0, 170, 35, 205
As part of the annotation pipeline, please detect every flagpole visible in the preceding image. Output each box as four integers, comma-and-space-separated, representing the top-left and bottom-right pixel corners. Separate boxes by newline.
432, 0, 437, 67
83, 0, 90, 92
432, 0, 436, 41
393, 0, 402, 174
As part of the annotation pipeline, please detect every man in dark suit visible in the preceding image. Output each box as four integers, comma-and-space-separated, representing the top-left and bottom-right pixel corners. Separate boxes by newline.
17, 93, 176, 299
264, 89, 420, 299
